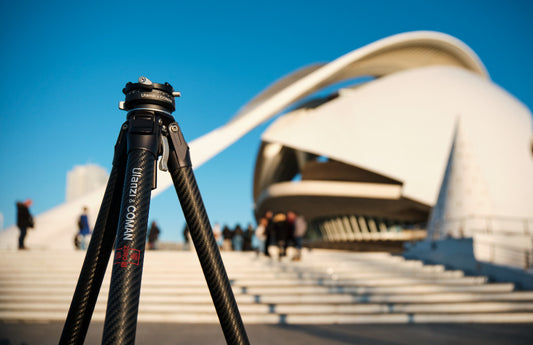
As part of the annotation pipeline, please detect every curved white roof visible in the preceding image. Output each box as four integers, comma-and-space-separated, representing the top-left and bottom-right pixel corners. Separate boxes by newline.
185, 30, 489, 172
258, 65, 533, 220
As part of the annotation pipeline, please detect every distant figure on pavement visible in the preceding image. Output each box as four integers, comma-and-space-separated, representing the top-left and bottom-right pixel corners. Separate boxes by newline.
222, 225, 233, 251
213, 222, 222, 248
272, 213, 290, 259
254, 217, 268, 256
233, 224, 244, 251
183, 224, 191, 251
148, 221, 161, 250
16, 199, 34, 250
263, 211, 274, 256
77, 207, 92, 250
292, 213, 307, 261
244, 224, 254, 251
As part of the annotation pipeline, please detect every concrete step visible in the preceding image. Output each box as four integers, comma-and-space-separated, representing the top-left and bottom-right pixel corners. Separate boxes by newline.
1, 249, 532, 324
0, 283, 513, 298
0, 276, 488, 288
0, 266, 466, 278
1, 310, 532, 324
4, 301, 533, 315
4, 290, 533, 304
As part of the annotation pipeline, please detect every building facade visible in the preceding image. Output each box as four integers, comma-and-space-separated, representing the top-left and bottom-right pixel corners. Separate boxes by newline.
248, 32, 533, 265
66, 164, 108, 202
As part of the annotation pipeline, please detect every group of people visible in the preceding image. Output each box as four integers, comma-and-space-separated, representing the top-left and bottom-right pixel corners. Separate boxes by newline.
183, 215, 308, 260
15, 198, 161, 252
75, 215, 162, 251
16, 199, 91, 251
212, 223, 255, 252
207, 213, 308, 261
15, 198, 307, 260
256, 211, 308, 261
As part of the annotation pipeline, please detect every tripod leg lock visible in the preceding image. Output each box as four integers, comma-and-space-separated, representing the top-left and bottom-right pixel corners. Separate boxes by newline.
167, 122, 192, 168
159, 135, 170, 171
127, 112, 161, 157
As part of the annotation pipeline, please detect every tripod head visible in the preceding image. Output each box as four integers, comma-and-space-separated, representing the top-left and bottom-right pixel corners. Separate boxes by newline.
117, 76, 190, 172
119, 76, 181, 116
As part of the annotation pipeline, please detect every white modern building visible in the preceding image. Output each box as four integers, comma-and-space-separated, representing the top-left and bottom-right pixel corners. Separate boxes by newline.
1, 31, 531, 271
66, 164, 108, 202
247, 32, 533, 268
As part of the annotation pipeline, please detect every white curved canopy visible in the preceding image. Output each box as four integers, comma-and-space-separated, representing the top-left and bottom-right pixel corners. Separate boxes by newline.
257, 66, 533, 221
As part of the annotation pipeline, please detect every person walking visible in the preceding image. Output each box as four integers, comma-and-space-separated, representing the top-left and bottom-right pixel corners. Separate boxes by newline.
16, 199, 34, 250
222, 225, 233, 251
254, 217, 268, 256
212, 222, 222, 248
77, 207, 92, 250
272, 212, 289, 259
263, 211, 274, 257
292, 213, 307, 261
183, 224, 191, 251
244, 223, 254, 251
147, 221, 161, 250
232, 224, 244, 252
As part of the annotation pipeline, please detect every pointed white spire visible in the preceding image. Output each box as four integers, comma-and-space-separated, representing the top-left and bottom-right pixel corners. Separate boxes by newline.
428, 120, 493, 239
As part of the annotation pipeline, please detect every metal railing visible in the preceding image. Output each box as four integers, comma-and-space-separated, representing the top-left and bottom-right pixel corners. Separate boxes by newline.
430, 215, 533, 270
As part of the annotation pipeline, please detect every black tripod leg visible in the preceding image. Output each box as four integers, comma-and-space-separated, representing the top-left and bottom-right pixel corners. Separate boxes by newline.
59, 126, 127, 345
167, 125, 250, 345
102, 116, 159, 345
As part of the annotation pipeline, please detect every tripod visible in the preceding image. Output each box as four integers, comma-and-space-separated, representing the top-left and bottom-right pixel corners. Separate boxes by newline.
59, 77, 250, 345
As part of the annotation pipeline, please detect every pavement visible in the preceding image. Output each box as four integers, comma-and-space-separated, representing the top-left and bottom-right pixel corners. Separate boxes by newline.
1, 321, 532, 345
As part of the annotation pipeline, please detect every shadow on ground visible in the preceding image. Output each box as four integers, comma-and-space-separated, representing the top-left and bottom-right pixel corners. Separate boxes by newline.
1, 321, 532, 345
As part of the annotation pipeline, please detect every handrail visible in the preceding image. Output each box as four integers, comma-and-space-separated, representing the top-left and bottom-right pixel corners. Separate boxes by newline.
430, 215, 533, 237
430, 215, 533, 270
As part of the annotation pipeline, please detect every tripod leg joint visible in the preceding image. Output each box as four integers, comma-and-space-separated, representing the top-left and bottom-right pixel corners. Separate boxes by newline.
167, 122, 192, 168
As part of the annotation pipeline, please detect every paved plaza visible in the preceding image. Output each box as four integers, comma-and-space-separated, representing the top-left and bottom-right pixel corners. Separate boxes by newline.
1, 321, 532, 345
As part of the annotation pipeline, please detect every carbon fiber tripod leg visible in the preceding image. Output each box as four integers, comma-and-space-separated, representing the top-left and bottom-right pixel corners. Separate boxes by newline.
59, 126, 127, 345
101, 117, 159, 345
167, 126, 250, 345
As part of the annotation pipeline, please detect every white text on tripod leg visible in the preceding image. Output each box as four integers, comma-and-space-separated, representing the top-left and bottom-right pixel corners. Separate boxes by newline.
123, 167, 143, 241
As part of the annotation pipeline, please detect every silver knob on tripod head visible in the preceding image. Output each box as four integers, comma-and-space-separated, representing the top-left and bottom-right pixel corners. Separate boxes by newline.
138, 76, 153, 86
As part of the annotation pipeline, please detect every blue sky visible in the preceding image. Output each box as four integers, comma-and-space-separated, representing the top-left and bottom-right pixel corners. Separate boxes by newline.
1, 0, 532, 242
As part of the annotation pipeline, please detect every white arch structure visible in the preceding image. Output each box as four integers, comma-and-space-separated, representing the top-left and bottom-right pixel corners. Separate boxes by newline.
1, 31, 531, 258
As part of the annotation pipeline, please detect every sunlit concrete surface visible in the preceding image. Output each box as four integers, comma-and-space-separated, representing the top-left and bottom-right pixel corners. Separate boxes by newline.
1, 249, 533, 344
1, 250, 533, 324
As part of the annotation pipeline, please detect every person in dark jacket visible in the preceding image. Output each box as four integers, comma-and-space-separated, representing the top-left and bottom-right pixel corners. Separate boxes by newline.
263, 211, 274, 256
222, 225, 233, 251
273, 213, 290, 259
77, 207, 92, 250
232, 224, 244, 251
244, 224, 254, 251
16, 199, 33, 250
147, 221, 161, 250
183, 224, 191, 251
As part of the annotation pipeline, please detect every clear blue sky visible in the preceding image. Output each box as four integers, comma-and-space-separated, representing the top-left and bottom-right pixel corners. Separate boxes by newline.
1, 0, 532, 242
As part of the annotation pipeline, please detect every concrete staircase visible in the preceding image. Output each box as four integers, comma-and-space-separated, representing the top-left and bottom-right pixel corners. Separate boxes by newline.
1, 249, 533, 324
